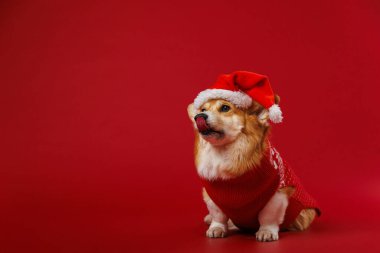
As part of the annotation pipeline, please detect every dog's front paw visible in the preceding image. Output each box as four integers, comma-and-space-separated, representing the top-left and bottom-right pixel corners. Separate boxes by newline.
206, 226, 227, 238
256, 228, 279, 242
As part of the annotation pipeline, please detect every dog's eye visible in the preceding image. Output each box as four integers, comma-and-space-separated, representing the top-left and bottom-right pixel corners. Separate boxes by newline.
201, 108, 206, 112
220, 105, 230, 112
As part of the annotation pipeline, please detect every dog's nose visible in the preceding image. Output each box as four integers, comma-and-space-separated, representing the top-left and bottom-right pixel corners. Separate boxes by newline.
194, 113, 208, 121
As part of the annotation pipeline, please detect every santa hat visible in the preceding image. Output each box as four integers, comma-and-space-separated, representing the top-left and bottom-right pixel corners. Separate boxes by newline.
194, 71, 283, 123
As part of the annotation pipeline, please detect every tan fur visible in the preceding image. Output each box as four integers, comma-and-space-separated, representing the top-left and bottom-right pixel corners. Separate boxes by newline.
278, 186, 316, 231
202, 187, 209, 201
191, 99, 270, 178
188, 98, 316, 236
288, 209, 317, 231
278, 186, 296, 196
187, 104, 201, 166
274, 94, 280, 105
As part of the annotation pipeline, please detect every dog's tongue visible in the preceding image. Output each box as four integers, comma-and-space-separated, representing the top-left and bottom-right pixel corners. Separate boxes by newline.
196, 117, 209, 132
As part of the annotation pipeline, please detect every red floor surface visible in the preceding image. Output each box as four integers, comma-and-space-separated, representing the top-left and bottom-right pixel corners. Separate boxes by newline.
1, 1, 380, 252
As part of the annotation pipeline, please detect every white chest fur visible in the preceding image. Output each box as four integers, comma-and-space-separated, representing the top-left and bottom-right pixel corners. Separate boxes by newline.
196, 141, 234, 180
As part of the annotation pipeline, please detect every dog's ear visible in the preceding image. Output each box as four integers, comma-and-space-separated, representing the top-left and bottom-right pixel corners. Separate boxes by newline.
246, 100, 262, 115
274, 94, 280, 105
187, 103, 196, 121
256, 95, 279, 125
246, 101, 269, 125
257, 110, 269, 125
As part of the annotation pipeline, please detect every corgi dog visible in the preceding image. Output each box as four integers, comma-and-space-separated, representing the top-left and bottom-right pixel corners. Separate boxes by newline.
187, 71, 320, 241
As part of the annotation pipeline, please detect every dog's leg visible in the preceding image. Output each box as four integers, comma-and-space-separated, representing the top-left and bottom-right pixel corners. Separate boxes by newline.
204, 214, 238, 231
203, 188, 228, 238
256, 190, 289, 242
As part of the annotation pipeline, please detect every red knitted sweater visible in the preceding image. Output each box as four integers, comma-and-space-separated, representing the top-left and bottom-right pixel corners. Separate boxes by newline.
200, 143, 320, 231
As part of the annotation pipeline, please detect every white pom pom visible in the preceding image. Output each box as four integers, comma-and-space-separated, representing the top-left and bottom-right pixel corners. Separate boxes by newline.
268, 104, 283, 123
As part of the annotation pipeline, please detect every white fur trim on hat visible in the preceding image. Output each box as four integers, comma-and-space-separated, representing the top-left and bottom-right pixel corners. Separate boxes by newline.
194, 89, 252, 109
268, 104, 283, 123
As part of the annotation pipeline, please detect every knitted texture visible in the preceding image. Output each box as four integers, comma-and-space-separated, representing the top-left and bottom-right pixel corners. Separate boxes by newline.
200, 143, 320, 231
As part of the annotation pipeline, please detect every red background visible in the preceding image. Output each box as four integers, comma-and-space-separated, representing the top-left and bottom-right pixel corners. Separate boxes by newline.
1, 1, 380, 252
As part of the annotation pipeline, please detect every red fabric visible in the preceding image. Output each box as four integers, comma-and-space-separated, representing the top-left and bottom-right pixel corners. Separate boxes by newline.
212, 71, 275, 109
1, 1, 380, 252
201, 143, 320, 231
